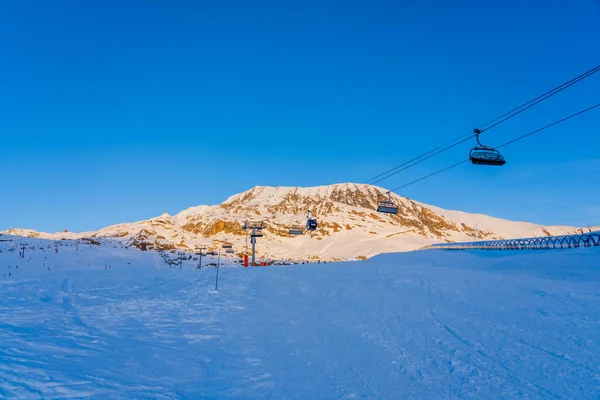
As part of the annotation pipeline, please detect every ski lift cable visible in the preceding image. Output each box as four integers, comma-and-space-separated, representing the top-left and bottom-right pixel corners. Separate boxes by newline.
361, 63, 600, 188
267, 209, 317, 225
478, 65, 600, 130
495, 102, 600, 150
388, 101, 600, 193
479, 64, 600, 132
389, 159, 470, 192
363, 131, 474, 185
367, 134, 475, 186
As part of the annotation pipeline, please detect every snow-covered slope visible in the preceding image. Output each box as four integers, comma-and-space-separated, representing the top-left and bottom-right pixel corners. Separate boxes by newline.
0, 234, 234, 277
2, 183, 594, 261
1, 234, 599, 398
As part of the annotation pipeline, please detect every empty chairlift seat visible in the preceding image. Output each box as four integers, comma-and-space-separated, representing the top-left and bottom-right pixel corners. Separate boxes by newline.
469, 128, 506, 166
377, 200, 399, 214
289, 225, 304, 235
376, 192, 399, 214
469, 148, 506, 166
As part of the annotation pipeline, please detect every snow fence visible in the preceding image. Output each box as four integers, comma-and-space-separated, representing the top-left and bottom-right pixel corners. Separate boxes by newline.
429, 231, 600, 251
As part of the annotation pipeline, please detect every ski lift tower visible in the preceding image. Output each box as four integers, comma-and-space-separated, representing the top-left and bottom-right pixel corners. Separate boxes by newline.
194, 245, 207, 269
243, 221, 264, 266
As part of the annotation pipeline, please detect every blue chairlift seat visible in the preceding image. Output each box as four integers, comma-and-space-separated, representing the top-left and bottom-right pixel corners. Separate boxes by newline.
306, 219, 318, 231
289, 226, 304, 235
377, 200, 399, 214
225, 249, 234, 254
222, 244, 233, 249
469, 148, 506, 166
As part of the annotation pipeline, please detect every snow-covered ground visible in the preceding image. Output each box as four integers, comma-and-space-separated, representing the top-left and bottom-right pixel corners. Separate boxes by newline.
1, 236, 599, 399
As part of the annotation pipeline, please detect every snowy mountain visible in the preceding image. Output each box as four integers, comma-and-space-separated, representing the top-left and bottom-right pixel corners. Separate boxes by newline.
2, 183, 591, 261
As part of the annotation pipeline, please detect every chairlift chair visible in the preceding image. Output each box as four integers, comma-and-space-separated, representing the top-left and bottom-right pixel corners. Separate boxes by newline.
377, 192, 399, 214
306, 219, 318, 231
305, 210, 318, 231
289, 221, 304, 235
469, 129, 506, 166
289, 225, 304, 235
222, 243, 233, 249
225, 249, 234, 254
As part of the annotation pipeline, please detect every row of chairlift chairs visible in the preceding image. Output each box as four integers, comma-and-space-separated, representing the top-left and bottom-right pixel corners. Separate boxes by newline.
242, 217, 314, 237
286, 196, 399, 233
289, 131, 507, 230
288, 211, 318, 236
222, 243, 234, 254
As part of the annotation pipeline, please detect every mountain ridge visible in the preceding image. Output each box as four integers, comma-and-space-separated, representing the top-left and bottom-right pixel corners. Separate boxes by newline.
2, 183, 590, 260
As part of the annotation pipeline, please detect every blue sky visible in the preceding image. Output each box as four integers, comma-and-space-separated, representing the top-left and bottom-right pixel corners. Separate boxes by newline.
1, 0, 599, 232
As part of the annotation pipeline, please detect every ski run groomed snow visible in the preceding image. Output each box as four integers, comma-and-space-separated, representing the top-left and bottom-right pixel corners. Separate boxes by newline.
1, 236, 599, 399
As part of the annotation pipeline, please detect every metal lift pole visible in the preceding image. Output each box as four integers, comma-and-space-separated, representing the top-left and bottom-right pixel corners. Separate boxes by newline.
251, 229, 256, 267
245, 225, 249, 257
195, 245, 206, 269
215, 248, 221, 290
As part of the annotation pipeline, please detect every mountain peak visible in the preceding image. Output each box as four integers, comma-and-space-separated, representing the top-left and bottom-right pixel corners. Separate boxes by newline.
2, 183, 590, 260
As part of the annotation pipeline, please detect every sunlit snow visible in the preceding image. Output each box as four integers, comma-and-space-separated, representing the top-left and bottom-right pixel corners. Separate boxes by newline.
1, 236, 599, 398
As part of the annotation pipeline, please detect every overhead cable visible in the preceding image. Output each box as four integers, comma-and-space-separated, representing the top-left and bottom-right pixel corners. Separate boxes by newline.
388, 101, 600, 192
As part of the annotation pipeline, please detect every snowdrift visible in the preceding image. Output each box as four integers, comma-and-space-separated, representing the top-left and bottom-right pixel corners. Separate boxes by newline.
0, 239, 599, 398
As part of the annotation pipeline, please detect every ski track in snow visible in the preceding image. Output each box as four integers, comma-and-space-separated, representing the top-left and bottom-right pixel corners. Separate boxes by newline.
0, 245, 600, 399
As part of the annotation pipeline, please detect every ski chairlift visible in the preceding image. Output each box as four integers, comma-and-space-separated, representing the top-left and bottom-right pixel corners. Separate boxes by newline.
377, 191, 399, 214
289, 222, 304, 235
244, 220, 264, 230
222, 243, 233, 249
306, 210, 318, 231
250, 230, 264, 238
225, 249, 235, 254
469, 129, 506, 166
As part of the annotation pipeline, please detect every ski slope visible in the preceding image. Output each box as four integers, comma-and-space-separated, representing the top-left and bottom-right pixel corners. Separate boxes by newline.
1, 238, 599, 399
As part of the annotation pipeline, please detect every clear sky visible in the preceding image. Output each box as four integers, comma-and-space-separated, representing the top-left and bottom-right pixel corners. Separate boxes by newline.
1, 0, 599, 232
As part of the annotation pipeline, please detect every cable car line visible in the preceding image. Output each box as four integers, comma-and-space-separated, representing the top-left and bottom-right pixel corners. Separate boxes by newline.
478, 64, 600, 130
361, 63, 600, 188
495, 102, 600, 150
387, 101, 600, 193
363, 132, 473, 185
389, 159, 469, 192
478, 64, 600, 133
367, 134, 474, 186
